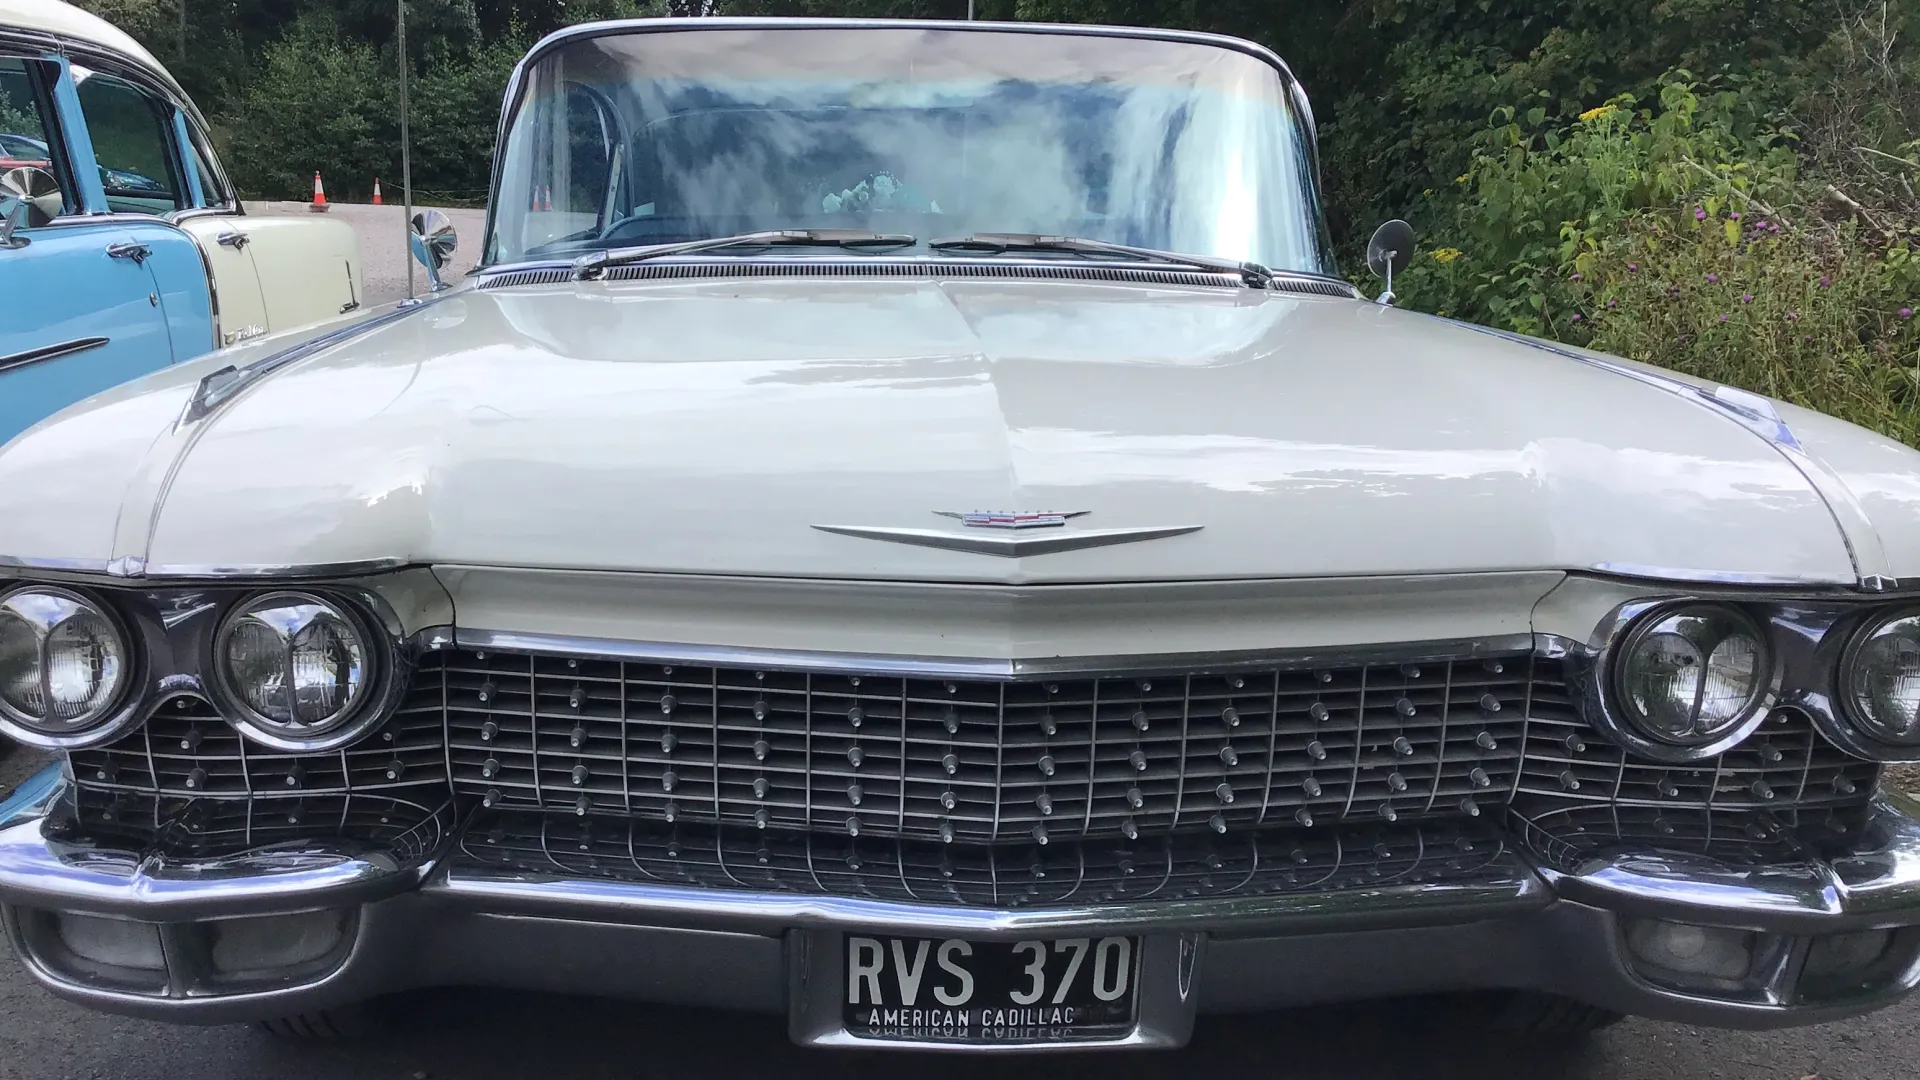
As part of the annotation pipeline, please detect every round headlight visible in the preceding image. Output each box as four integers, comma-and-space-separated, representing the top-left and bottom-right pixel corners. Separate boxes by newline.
0, 587, 131, 738
1841, 611, 1920, 746
215, 592, 378, 747
1611, 604, 1770, 747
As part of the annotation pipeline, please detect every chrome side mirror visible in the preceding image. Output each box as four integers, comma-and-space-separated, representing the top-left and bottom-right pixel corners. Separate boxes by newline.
0, 166, 60, 244
1365, 219, 1416, 306
409, 209, 458, 292
0, 201, 25, 250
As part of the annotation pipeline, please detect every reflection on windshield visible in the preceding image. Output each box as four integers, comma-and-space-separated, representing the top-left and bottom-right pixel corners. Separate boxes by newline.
486, 27, 1332, 273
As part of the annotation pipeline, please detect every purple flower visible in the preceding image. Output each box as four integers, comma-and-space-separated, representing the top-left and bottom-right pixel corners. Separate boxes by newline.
1718, 314, 1729, 322
1819, 276, 1832, 288
1705, 273, 1719, 283
1627, 263, 1639, 272
1729, 211, 1742, 221
1741, 293, 1754, 304
1607, 298, 1618, 308
1786, 311, 1799, 321
1569, 272, 1583, 282
1570, 313, 1583, 323
1903, 307, 1915, 319
1767, 222, 1781, 233
1694, 206, 1708, 221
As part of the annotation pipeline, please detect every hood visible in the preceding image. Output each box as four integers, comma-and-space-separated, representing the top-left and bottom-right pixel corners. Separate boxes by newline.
0, 276, 1859, 585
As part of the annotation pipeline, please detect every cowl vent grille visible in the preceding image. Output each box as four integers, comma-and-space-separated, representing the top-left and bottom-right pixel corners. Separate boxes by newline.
473, 261, 1360, 297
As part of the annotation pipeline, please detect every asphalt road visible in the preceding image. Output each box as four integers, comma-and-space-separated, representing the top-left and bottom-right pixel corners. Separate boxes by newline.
0, 744, 1913, 1079
251, 200, 490, 307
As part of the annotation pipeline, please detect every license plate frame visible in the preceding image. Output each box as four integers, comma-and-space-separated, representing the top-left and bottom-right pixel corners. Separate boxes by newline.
788, 930, 1202, 1050
840, 935, 1141, 1041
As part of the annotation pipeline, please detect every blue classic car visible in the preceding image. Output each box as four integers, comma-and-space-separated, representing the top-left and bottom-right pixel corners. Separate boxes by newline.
0, 0, 365, 448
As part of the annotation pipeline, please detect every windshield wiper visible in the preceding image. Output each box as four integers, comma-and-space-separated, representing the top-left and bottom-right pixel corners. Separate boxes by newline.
929, 233, 1273, 288
572, 229, 917, 280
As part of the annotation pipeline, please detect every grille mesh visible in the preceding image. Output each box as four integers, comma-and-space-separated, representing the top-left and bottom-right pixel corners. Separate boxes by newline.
432, 648, 1539, 844
68, 694, 448, 799
456, 809, 1519, 908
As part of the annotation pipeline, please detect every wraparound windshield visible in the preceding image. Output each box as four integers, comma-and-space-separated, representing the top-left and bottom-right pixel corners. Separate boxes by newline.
485, 26, 1334, 273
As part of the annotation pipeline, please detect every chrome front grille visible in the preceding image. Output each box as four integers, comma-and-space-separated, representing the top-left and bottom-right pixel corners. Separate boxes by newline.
67, 694, 448, 799
58, 787, 451, 860
429, 648, 1540, 844
1515, 683, 1875, 811
456, 809, 1522, 908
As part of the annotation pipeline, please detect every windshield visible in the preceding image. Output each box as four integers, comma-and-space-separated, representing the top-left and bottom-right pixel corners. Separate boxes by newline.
484, 26, 1333, 273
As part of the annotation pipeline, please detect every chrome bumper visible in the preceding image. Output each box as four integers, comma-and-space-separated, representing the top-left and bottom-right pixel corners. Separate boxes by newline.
5, 767, 1920, 1045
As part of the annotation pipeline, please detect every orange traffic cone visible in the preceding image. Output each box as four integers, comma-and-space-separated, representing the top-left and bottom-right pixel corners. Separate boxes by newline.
371, 177, 383, 206
309, 171, 329, 213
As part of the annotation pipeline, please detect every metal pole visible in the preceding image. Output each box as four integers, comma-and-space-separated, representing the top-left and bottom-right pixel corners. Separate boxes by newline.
967, 0, 975, 18
399, 0, 415, 302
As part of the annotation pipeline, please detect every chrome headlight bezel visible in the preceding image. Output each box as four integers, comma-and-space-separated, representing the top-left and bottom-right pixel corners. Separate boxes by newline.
0, 584, 145, 749
1831, 604, 1920, 756
1584, 599, 1780, 763
207, 589, 397, 752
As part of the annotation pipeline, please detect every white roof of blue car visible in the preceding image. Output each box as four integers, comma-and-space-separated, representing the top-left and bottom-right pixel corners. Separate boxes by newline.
1, 0, 184, 98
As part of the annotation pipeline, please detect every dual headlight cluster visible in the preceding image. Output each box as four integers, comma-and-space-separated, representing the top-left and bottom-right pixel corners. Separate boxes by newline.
1604, 601, 1920, 759
0, 586, 382, 750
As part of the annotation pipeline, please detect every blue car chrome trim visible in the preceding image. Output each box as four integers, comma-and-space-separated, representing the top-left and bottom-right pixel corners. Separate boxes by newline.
0, 336, 107, 374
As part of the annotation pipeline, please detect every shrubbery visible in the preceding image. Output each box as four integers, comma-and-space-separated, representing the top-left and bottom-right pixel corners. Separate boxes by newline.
1395, 67, 1920, 446
216, 13, 526, 203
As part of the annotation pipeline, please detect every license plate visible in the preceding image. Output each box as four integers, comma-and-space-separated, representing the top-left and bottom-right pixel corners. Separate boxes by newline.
843, 935, 1139, 1042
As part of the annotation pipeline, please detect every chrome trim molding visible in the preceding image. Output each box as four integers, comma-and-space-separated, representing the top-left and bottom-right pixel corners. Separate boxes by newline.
0, 556, 112, 577
132, 558, 412, 582
811, 523, 1203, 557
452, 628, 1550, 680
0, 336, 108, 375
0, 556, 415, 584
470, 257, 1363, 298
180, 302, 437, 426
1592, 562, 1859, 590
1444, 321, 1894, 591
433, 856, 1548, 939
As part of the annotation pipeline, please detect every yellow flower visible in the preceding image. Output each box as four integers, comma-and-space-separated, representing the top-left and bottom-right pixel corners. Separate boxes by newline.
1432, 247, 1463, 264
1578, 104, 1619, 123
1455, 173, 1471, 184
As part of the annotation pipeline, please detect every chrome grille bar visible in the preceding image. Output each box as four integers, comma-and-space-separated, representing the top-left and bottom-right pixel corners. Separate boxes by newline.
432, 648, 1551, 844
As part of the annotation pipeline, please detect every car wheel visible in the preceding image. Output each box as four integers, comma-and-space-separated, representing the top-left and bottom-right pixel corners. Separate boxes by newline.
1483, 991, 1624, 1034
252, 1003, 373, 1039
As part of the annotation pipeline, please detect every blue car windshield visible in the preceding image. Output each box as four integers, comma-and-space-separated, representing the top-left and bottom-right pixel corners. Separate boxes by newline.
484, 26, 1333, 274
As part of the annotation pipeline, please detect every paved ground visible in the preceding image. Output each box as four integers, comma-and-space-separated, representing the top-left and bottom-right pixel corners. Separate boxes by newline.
251, 200, 489, 307
0, 743, 1915, 1079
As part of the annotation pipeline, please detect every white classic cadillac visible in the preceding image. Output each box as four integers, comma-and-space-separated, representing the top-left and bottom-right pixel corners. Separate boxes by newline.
4, 17, 1920, 1049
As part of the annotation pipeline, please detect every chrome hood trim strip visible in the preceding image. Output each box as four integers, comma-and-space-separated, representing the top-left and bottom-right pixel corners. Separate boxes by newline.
1448, 321, 1894, 590
90, 304, 440, 582
454, 627, 1547, 679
